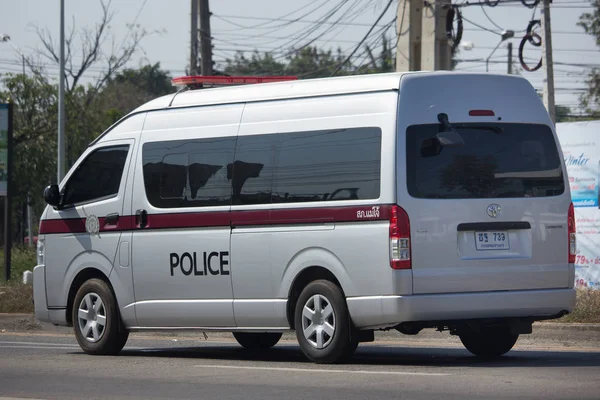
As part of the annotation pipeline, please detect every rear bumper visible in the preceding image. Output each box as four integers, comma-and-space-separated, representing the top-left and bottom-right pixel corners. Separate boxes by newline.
33, 265, 68, 326
347, 288, 576, 330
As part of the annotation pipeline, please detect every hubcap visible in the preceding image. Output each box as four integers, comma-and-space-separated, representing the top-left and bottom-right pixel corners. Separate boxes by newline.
77, 292, 106, 343
301, 294, 336, 349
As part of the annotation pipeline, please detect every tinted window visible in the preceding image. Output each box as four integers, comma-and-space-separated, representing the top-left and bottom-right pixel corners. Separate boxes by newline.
232, 134, 276, 205
272, 128, 381, 202
406, 123, 565, 199
62, 145, 130, 206
232, 127, 382, 205
143, 137, 236, 208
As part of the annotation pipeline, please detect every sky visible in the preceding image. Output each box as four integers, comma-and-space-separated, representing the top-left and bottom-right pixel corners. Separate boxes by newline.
0, 0, 598, 114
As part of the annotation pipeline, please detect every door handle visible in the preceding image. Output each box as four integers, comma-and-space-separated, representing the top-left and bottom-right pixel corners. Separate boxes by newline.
136, 209, 148, 228
105, 213, 119, 225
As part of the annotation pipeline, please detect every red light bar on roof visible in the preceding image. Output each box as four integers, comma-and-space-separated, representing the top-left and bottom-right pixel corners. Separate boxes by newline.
172, 75, 298, 87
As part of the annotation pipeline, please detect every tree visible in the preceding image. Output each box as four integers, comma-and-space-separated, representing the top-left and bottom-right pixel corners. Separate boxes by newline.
0, 74, 58, 241
578, 2, 600, 112
223, 41, 395, 79
0, 0, 156, 243
99, 63, 175, 123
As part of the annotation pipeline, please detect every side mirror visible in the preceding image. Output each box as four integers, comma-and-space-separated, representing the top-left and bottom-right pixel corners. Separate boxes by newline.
43, 184, 61, 208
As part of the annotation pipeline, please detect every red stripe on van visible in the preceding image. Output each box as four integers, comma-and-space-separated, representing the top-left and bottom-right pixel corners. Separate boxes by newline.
39, 204, 391, 234
39, 215, 137, 234
147, 211, 230, 229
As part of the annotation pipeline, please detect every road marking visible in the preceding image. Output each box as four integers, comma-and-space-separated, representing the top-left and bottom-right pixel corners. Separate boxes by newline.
0, 341, 79, 347
0, 341, 144, 351
0, 345, 79, 350
0, 397, 47, 400
193, 364, 450, 376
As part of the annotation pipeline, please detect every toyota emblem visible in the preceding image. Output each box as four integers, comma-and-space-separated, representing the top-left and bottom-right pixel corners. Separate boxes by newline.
486, 204, 501, 218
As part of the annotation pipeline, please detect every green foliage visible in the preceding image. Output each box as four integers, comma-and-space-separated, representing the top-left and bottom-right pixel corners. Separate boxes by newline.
0, 62, 174, 242
223, 40, 395, 79
0, 246, 37, 283
578, 2, 600, 112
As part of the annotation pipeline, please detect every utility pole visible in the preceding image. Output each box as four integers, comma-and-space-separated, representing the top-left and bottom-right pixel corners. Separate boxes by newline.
58, 0, 66, 183
396, 0, 422, 72
190, 0, 199, 75
421, 0, 452, 71
541, 0, 555, 123
507, 42, 513, 75
198, 0, 213, 75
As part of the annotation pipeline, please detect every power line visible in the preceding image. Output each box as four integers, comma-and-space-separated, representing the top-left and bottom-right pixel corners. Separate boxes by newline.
330, 0, 394, 76
213, 13, 591, 35
213, 0, 327, 32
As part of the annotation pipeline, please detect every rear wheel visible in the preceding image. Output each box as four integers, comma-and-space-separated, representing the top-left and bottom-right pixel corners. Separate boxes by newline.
72, 278, 129, 355
233, 332, 282, 349
458, 326, 519, 358
294, 279, 357, 364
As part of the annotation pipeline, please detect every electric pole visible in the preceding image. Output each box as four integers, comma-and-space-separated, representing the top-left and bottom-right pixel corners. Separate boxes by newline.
421, 0, 452, 71
396, 0, 422, 72
199, 0, 213, 75
58, 0, 66, 183
190, 0, 199, 75
541, 0, 555, 123
507, 42, 513, 75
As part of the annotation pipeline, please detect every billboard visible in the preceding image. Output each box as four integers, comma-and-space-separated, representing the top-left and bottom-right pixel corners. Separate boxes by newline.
0, 104, 8, 197
556, 121, 600, 289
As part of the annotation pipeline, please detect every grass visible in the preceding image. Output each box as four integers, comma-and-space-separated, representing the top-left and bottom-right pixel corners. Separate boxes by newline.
0, 245, 37, 282
557, 288, 600, 323
0, 246, 599, 323
0, 246, 36, 313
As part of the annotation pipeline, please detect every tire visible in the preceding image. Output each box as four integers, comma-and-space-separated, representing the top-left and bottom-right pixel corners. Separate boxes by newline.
294, 279, 357, 364
232, 332, 282, 349
72, 278, 129, 355
458, 326, 519, 358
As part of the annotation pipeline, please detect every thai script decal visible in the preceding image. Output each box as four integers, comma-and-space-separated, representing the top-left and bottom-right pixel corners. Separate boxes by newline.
356, 206, 380, 219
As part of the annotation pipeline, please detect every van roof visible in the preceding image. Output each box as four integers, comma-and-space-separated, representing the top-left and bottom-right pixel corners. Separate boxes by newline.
130, 71, 527, 114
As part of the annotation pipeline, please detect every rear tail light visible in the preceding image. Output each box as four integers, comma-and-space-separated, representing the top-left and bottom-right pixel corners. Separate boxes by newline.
390, 205, 411, 269
568, 202, 576, 264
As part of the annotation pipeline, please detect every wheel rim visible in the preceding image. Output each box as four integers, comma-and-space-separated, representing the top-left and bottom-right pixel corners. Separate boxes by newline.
77, 292, 107, 343
301, 294, 336, 349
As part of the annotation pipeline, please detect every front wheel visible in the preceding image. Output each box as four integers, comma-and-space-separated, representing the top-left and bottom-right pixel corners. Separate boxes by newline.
233, 332, 282, 349
458, 326, 519, 358
72, 278, 129, 355
294, 280, 357, 364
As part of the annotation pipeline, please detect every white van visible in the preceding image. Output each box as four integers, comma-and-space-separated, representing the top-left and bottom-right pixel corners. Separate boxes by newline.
33, 71, 576, 364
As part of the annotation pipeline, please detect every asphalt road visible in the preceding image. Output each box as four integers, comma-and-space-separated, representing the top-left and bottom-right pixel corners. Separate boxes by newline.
0, 332, 599, 400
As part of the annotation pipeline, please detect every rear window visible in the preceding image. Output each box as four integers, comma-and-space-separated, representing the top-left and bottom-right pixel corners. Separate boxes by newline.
406, 123, 565, 199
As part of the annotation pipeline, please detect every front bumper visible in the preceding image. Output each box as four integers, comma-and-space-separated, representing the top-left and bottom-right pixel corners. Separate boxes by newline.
33, 265, 67, 326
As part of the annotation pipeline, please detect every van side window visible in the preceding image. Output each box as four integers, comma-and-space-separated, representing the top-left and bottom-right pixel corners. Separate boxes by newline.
62, 145, 130, 206
232, 127, 382, 205
143, 137, 236, 208
272, 127, 381, 202
231, 134, 276, 205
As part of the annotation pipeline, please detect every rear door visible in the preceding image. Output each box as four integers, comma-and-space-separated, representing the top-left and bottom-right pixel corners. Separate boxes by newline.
402, 121, 571, 294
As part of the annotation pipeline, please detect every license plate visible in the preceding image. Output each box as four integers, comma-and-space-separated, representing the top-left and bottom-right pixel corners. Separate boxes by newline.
475, 231, 510, 251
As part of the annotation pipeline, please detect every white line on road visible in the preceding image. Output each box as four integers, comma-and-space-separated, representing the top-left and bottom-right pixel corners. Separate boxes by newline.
0, 341, 145, 351
194, 364, 450, 376
0, 341, 79, 347
0, 345, 80, 350
0, 397, 47, 400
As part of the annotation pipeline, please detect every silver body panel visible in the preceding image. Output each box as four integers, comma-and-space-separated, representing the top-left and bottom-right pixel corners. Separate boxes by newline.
33, 72, 576, 332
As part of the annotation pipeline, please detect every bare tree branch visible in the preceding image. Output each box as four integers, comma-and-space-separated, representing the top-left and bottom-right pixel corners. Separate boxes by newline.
32, 0, 151, 99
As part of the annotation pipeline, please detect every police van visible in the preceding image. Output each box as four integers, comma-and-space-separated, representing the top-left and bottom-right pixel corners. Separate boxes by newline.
33, 71, 576, 363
